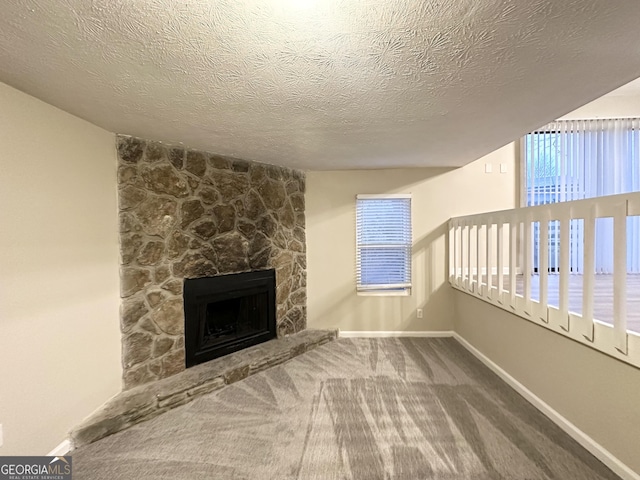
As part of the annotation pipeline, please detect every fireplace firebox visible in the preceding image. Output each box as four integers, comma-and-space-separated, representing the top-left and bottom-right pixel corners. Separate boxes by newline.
184, 269, 276, 368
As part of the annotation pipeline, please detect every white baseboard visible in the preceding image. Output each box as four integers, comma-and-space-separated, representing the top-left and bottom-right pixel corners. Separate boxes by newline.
47, 439, 71, 457
338, 330, 454, 338
453, 333, 640, 480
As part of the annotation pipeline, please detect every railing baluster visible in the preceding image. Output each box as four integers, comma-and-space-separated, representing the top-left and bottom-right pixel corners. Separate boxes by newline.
476, 222, 482, 296
539, 214, 549, 323
509, 219, 517, 308
559, 214, 570, 331
497, 220, 504, 303
486, 219, 493, 300
457, 223, 463, 286
460, 223, 465, 287
466, 222, 471, 291
523, 213, 532, 314
456, 222, 461, 286
614, 202, 628, 354
468, 224, 475, 292
582, 206, 595, 341
449, 222, 455, 283
459, 223, 464, 287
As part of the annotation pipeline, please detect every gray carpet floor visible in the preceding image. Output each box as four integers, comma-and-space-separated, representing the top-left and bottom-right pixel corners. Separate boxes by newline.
73, 338, 620, 479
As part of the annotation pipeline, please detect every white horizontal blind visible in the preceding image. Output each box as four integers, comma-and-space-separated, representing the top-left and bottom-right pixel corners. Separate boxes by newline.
356, 194, 412, 292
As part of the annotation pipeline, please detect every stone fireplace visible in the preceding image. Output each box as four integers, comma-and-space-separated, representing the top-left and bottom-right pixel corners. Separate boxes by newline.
184, 269, 276, 367
117, 136, 307, 389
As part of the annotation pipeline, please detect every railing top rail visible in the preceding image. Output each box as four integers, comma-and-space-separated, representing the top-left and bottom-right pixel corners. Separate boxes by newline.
450, 191, 640, 224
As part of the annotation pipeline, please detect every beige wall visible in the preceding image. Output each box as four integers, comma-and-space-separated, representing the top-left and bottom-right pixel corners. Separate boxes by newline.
0, 82, 122, 454
560, 92, 640, 120
306, 143, 518, 332
454, 291, 640, 473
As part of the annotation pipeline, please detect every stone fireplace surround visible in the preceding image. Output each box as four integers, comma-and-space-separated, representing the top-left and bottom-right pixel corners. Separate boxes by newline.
67, 136, 339, 449
117, 135, 308, 389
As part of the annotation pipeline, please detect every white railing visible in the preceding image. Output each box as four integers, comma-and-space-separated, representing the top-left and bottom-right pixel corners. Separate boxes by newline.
449, 191, 640, 368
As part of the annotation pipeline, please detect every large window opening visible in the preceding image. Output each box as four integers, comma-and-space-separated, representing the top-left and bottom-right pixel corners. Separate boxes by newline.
524, 118, 640, 273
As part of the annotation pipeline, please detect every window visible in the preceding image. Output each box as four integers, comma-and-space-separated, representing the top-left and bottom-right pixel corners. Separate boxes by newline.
524, 118, 640, 208
356, 194, 412, 294
524, 118, 640, 273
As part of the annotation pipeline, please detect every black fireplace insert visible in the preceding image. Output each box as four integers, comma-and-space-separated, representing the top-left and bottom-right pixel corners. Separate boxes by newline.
184, 269, 276, 368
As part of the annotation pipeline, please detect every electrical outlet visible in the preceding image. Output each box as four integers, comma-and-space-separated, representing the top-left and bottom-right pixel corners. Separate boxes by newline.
417, 308, 423, 319
485, 163, 493, 173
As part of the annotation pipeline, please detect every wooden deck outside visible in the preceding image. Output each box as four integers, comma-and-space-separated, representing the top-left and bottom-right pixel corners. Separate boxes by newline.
483, 274, 640, 334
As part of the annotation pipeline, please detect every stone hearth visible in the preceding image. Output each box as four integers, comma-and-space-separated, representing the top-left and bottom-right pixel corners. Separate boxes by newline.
71, 329, 337, 449
117, 136, 307, 389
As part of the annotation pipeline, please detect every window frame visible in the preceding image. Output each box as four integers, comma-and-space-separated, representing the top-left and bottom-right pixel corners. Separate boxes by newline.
355, 193, 412, 296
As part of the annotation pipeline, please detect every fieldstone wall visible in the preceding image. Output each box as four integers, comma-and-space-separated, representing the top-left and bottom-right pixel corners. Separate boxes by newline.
116, 135, 307, 389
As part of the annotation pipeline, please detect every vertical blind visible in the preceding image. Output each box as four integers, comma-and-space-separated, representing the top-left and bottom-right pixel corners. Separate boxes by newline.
356, 194, 412, 291
525, 118, 640, 273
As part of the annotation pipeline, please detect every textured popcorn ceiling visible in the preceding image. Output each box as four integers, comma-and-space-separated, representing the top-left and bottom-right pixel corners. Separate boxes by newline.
2, 1, 640, 169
